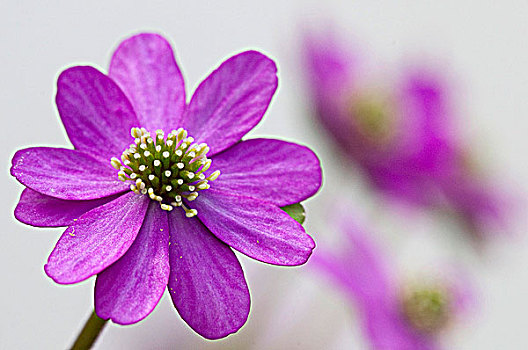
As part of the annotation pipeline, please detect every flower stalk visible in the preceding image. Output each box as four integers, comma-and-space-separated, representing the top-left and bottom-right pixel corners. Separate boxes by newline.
71, 310, 107, 350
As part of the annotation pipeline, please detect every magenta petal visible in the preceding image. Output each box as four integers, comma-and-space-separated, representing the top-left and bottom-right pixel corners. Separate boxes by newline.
44, 192, 149, 284
14, 188, 122, 227
313, 218, 395, 306
56, 66, 139, 161
95, 202, 170, 325
211, 138, 322, 206
11, 147, 127, 200
193, 188, 315, 266
167, 208, 250, 339
109, 33, 186, 131
183, 51, 278, 156
364, 308, 437, 350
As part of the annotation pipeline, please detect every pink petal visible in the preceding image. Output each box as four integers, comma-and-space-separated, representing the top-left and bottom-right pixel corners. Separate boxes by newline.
211, 138, 322, 206
56, 66, 139, 162
44, 192, 149, 284
109, 33, 186, 132
192, 188, 315, 266
183, 51, 277, 156
95, 202, 170, 325
14, 188, 122, 227
167, 208, 250, 339
11, 147, 127, 200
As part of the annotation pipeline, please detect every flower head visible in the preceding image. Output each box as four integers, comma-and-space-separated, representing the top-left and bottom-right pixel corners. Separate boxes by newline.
303, 31, 511, 238
312, 216, 475, 350
11, 33, 322, 339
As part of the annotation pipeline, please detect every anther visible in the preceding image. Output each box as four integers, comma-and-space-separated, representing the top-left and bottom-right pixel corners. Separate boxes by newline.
160, 204, 173, 211
207, 170, 221, 181
111, 157, 122, 170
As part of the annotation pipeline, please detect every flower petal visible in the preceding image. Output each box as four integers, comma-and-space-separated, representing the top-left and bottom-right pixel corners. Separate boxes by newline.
95, 202, 170, 325
167, 208, 250, 339
192, 188, 315, 266
211, 138, 322, 206
56, 66, 139, 161
183, 51, 278, 156
312, 217, 395, 307
364, 307, 436, 350
11, 147, 128, 200
44, 192, 149, 284
109, 33, 186, 132
14, 188, 122, 227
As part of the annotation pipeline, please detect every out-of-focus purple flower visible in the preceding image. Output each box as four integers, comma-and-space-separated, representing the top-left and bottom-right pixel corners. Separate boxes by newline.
304, 32, 510, 237
11, 33, 322, 339
313, 217, 475, 350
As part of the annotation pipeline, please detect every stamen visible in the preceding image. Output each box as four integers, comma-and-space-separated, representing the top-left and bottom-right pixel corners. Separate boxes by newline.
110, 157, 122, 170
160, 203, 173, 211
112, 127, 221, 218
207, 170, 221, 181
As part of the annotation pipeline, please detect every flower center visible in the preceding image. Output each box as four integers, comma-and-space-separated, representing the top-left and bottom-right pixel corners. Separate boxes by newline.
401, 284, 451, 334
348, 92, 394, 143
111, 127, 220, 217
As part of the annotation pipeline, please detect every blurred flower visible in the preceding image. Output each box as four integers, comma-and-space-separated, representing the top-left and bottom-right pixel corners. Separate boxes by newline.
313, 217, 475, 350
304, 32, 511, 238
11, 33, 321, 339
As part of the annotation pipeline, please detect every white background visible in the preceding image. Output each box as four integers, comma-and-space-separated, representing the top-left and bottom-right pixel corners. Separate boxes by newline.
1, 1, 527, 349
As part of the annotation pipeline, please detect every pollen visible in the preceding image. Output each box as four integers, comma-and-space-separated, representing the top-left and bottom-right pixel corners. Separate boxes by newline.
110, 127, 220, 217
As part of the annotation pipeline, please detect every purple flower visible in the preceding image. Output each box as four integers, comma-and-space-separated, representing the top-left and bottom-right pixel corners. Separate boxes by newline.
313, 217, 474, 350
304, 32, 510, 237
11, 33, 321, 339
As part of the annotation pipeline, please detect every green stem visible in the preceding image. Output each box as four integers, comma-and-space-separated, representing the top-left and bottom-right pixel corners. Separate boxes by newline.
71, 310, 108, 350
